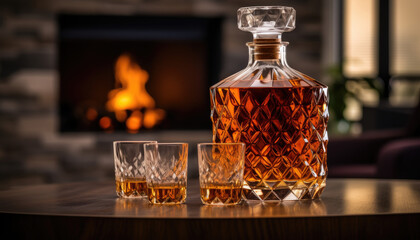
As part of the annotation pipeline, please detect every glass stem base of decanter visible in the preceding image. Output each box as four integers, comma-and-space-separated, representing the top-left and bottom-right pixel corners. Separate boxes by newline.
243, 179, 326, 202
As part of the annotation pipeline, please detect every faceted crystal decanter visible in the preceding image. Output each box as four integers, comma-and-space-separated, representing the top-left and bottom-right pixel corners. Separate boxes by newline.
210, 6, 329, 201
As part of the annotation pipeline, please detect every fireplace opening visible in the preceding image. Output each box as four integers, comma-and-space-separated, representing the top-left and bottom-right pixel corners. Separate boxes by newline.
59, 14, 222, 132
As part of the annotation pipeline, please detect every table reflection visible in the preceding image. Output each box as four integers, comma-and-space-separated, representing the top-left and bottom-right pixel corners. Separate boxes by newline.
391, 181, 420, 213
343, 180, 378, 213
114, 198, 149, 215
339, 179, 420, 215
199, 199, 327, 218
246, 200, 327, 217
114, 198, 188, 217
199, 204, 248, 218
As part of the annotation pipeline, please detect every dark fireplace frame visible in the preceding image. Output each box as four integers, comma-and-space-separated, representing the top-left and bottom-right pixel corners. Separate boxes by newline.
58, 14, 222, 132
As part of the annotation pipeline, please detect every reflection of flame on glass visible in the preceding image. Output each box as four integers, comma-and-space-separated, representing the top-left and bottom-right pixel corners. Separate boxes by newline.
106, 54, 165, 132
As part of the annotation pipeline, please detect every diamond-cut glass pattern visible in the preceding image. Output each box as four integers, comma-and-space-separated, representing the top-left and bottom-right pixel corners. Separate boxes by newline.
114, 142, 153, 179
198, 143, 245, 205
211, 85, 328, 201
144, 143, 188, 185
113, 141, 157, 198
144, 143, 188, 204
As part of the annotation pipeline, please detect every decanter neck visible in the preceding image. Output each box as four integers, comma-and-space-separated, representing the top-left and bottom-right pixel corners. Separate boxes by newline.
247, 39, 289, 64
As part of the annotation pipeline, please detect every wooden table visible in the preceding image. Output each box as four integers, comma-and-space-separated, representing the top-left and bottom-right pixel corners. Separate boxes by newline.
0, 179, 419, 239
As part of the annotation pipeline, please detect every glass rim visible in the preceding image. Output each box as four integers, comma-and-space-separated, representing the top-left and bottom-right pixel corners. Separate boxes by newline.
113, 140, 157, 144
144, 142, 188, 146
197, 143, 246, 147
238, 5, 294, 10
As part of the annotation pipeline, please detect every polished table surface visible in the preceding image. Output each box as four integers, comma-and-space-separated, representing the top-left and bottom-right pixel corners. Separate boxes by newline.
0, 179, 419, 239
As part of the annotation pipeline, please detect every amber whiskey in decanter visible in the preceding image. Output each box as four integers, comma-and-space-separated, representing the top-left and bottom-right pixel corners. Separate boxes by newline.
210, 6, 329, 201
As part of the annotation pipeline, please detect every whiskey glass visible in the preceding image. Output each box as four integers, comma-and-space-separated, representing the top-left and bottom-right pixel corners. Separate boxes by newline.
198, 143, 245, 205
144, 143, 188, 204
113, 141, 157, 198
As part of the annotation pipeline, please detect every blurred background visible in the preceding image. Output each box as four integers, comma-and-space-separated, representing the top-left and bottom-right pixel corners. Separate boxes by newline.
0, 0, 419, 188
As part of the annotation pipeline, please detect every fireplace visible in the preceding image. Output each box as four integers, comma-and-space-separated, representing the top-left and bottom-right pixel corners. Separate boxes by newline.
59, 14, 221, 132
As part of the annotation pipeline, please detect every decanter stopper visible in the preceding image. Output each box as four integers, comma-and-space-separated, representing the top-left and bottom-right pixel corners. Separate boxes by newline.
237, 6, 296, 40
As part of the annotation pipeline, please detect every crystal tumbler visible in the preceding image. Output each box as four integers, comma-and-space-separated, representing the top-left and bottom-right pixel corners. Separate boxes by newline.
144, 143, 188, 204
198, 143, 246, 205
113, 141, 157, 198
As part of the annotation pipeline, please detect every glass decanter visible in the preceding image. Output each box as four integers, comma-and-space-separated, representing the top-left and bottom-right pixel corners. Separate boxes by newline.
210, 6, 329, 201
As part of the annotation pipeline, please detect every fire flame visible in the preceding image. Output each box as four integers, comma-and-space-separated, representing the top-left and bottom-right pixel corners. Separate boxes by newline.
106, 54, 165, 131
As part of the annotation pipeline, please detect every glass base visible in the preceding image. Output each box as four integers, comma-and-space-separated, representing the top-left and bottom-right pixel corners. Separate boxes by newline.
242, 178, 326, 201
115, 178, 147, 198
147, 185, 187, 204
116, 191, 147, 198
